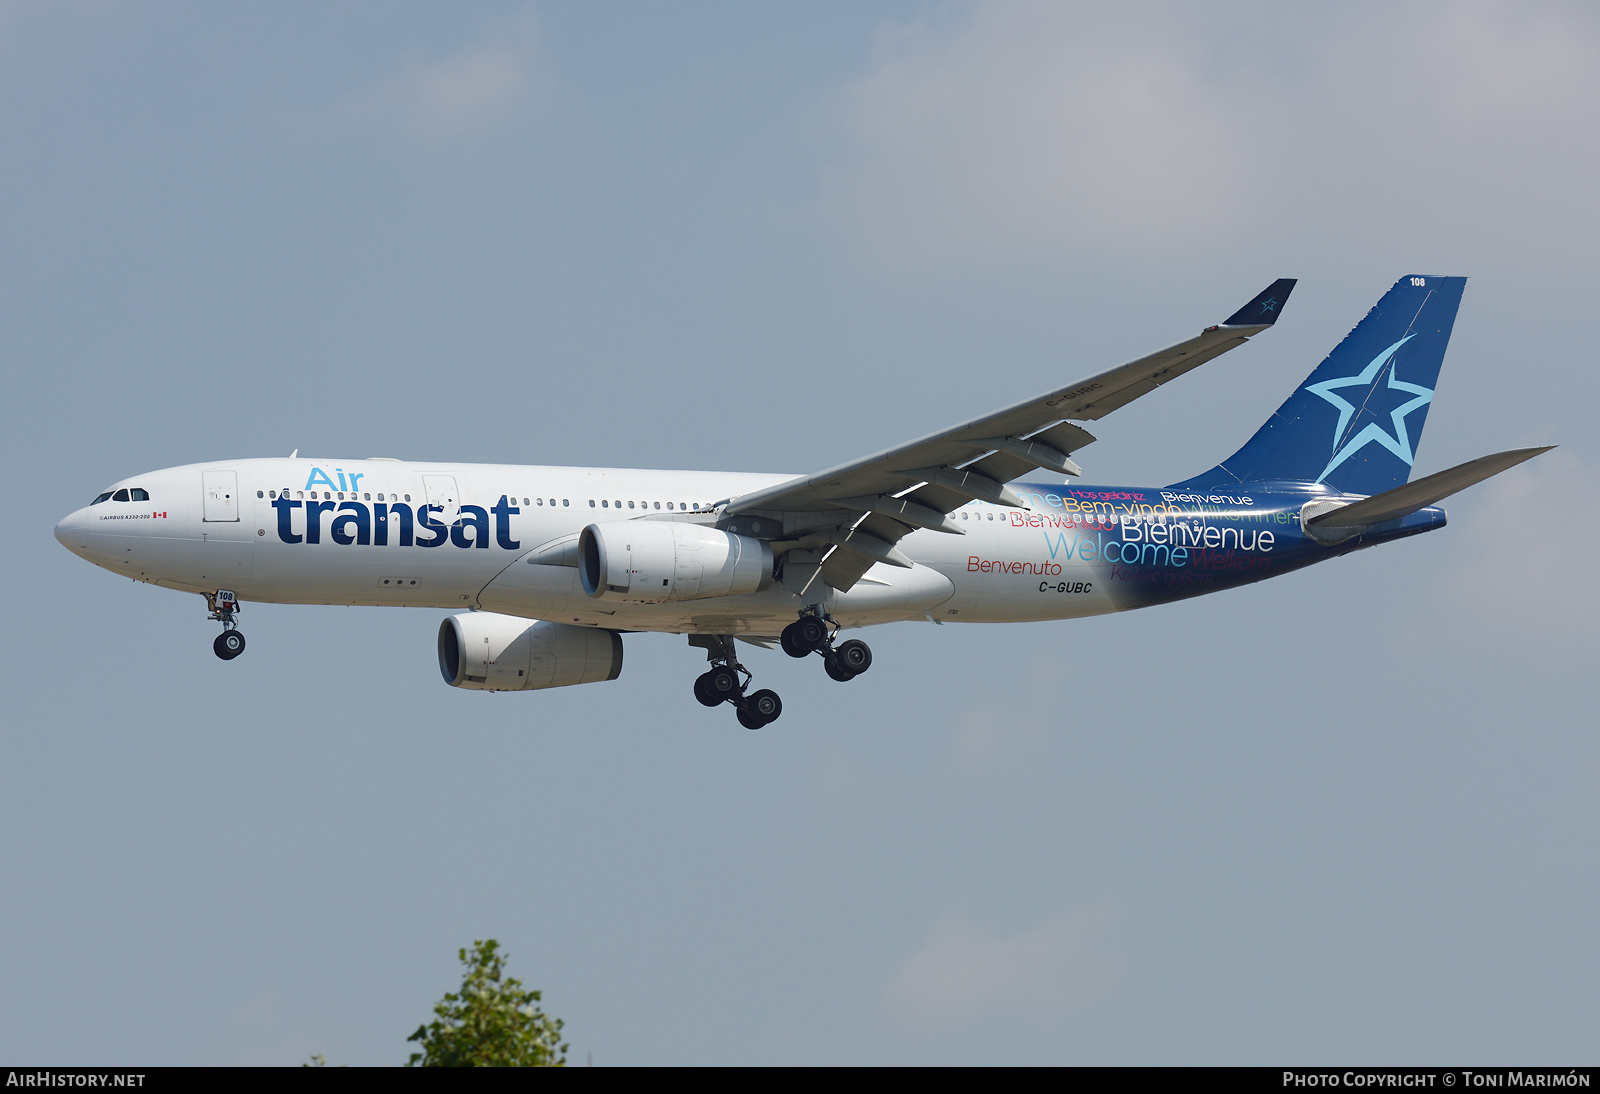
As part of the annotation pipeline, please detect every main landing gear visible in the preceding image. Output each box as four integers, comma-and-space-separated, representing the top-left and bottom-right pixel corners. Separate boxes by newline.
689, 635, 783, 730
781, 611, 872, 683
207, 589, 246, 661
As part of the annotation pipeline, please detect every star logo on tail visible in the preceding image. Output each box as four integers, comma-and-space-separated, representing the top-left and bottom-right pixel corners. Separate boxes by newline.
1305, 334, 1433, 483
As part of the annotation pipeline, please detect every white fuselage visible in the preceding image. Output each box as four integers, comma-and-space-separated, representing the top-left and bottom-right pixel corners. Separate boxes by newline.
54, 457, 1121, 635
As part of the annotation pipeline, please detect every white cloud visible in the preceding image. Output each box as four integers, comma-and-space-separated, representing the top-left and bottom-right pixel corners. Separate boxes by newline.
883, 899, 1120, 1027
821, 1, 1600, 275
339, 11, 545, 139
821, 3, 1238, 269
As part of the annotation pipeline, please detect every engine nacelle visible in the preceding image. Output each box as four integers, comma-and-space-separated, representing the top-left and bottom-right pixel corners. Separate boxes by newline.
578, 520, 773, 604
438, 612, 622, 691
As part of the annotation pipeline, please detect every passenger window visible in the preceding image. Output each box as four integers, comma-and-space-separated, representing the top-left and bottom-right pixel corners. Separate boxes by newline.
131, 488, 149, 501
986, 512, 993, 521
364, 493, 371, 500
112, 489, 130, 502
628, 501, 635, 509
654, 501, 660, 509
92, 492, 112, 505
523, 498, 529, 505
296, 491, 304, 499
961, 511, 968, 520
562, 499, 569, 507
536, 498, 543, 506
404, 494, 411, 502
257, 491, 264, 499
269, 490, 277, 499
601, 500, 608, 508
666, 502, 673, 510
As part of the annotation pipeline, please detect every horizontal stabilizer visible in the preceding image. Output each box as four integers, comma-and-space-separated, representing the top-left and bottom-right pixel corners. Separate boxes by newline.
1308, 446, 1554, 529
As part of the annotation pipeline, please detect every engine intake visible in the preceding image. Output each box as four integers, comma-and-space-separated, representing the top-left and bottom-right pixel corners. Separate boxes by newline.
438, 612, 623, 691
578, 521, 773, 603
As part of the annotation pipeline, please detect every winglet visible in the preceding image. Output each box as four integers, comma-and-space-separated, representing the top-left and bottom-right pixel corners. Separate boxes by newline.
1221, 278, 1297, 328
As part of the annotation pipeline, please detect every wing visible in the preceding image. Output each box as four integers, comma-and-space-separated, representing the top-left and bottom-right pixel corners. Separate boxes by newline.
726, 279, 1297, 592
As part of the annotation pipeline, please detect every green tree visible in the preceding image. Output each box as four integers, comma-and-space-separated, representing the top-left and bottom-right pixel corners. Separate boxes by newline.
406, 939, 568, 1067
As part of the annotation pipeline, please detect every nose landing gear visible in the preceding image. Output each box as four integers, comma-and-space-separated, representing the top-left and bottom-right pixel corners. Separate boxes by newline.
781, 612, 872, 683
688, 634, 783, 729
207, 589, 246, 661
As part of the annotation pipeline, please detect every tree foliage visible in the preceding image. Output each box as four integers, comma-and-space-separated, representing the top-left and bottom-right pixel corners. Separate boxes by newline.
406, 939, 567, 1067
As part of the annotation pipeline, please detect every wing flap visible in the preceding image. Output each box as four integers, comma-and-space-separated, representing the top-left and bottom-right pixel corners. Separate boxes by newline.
1028, 421, 1098, 457
819, 545, 877, 592
963, 451, 1040, 487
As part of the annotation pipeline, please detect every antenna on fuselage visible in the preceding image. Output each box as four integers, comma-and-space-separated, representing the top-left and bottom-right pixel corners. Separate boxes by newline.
289, 448, 298, 458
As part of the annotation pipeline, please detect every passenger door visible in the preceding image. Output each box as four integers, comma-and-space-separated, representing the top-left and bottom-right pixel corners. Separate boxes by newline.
202, 470, 239, 522
423, 474, 460, 528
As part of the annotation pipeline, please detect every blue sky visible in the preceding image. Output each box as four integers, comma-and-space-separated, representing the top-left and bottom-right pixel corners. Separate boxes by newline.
2, 1, 1596, 1064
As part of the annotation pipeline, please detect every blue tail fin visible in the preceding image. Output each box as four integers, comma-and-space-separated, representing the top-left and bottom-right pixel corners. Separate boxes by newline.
1170, 275, 1466, 496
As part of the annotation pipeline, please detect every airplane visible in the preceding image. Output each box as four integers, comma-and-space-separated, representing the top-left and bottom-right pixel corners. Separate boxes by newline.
54, 275, 1550, 729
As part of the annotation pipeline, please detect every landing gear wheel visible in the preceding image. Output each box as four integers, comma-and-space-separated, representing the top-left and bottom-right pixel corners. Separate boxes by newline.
213, 630, 246, 660
780, 625, 810, 659
792, 616, 829, 652
736, 704, 766, 730
693, 672, 722, 707
834, 639, 872, 676
705, 665, 743, 701
745, 688, 782, 725
824, 651, 856, 682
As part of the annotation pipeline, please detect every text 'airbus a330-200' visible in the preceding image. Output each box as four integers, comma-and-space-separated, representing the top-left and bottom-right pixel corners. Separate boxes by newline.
56, 276, 1550, 729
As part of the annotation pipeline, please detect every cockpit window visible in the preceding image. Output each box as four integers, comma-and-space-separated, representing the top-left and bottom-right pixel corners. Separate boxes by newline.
112, 489, 130, 502
91, 492, 113, 505
130, 488, 149, 501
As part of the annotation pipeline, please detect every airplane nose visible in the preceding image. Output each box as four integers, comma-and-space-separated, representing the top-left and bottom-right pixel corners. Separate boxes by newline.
54, 508, 90, 552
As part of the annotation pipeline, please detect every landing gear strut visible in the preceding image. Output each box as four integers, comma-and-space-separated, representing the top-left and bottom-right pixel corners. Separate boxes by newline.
688, 635, 783, 729
207, 589, 246, 661
781, 611, 872, 683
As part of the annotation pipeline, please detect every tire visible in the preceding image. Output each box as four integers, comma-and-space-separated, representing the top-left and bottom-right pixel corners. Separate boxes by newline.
214, 630, 245, 660
823, 652, 856, 682
835, 639, 871, 675
779, 623, 810, 659
746, 688, 782, 725
706, 665, 742, 700
736, 704, 766, 730
693, 672, 722, 707
795, 616, 828, 651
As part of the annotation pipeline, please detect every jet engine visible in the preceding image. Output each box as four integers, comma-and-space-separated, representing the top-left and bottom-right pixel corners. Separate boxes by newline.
578, 520, 773, 604
438, 612, 623, 691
